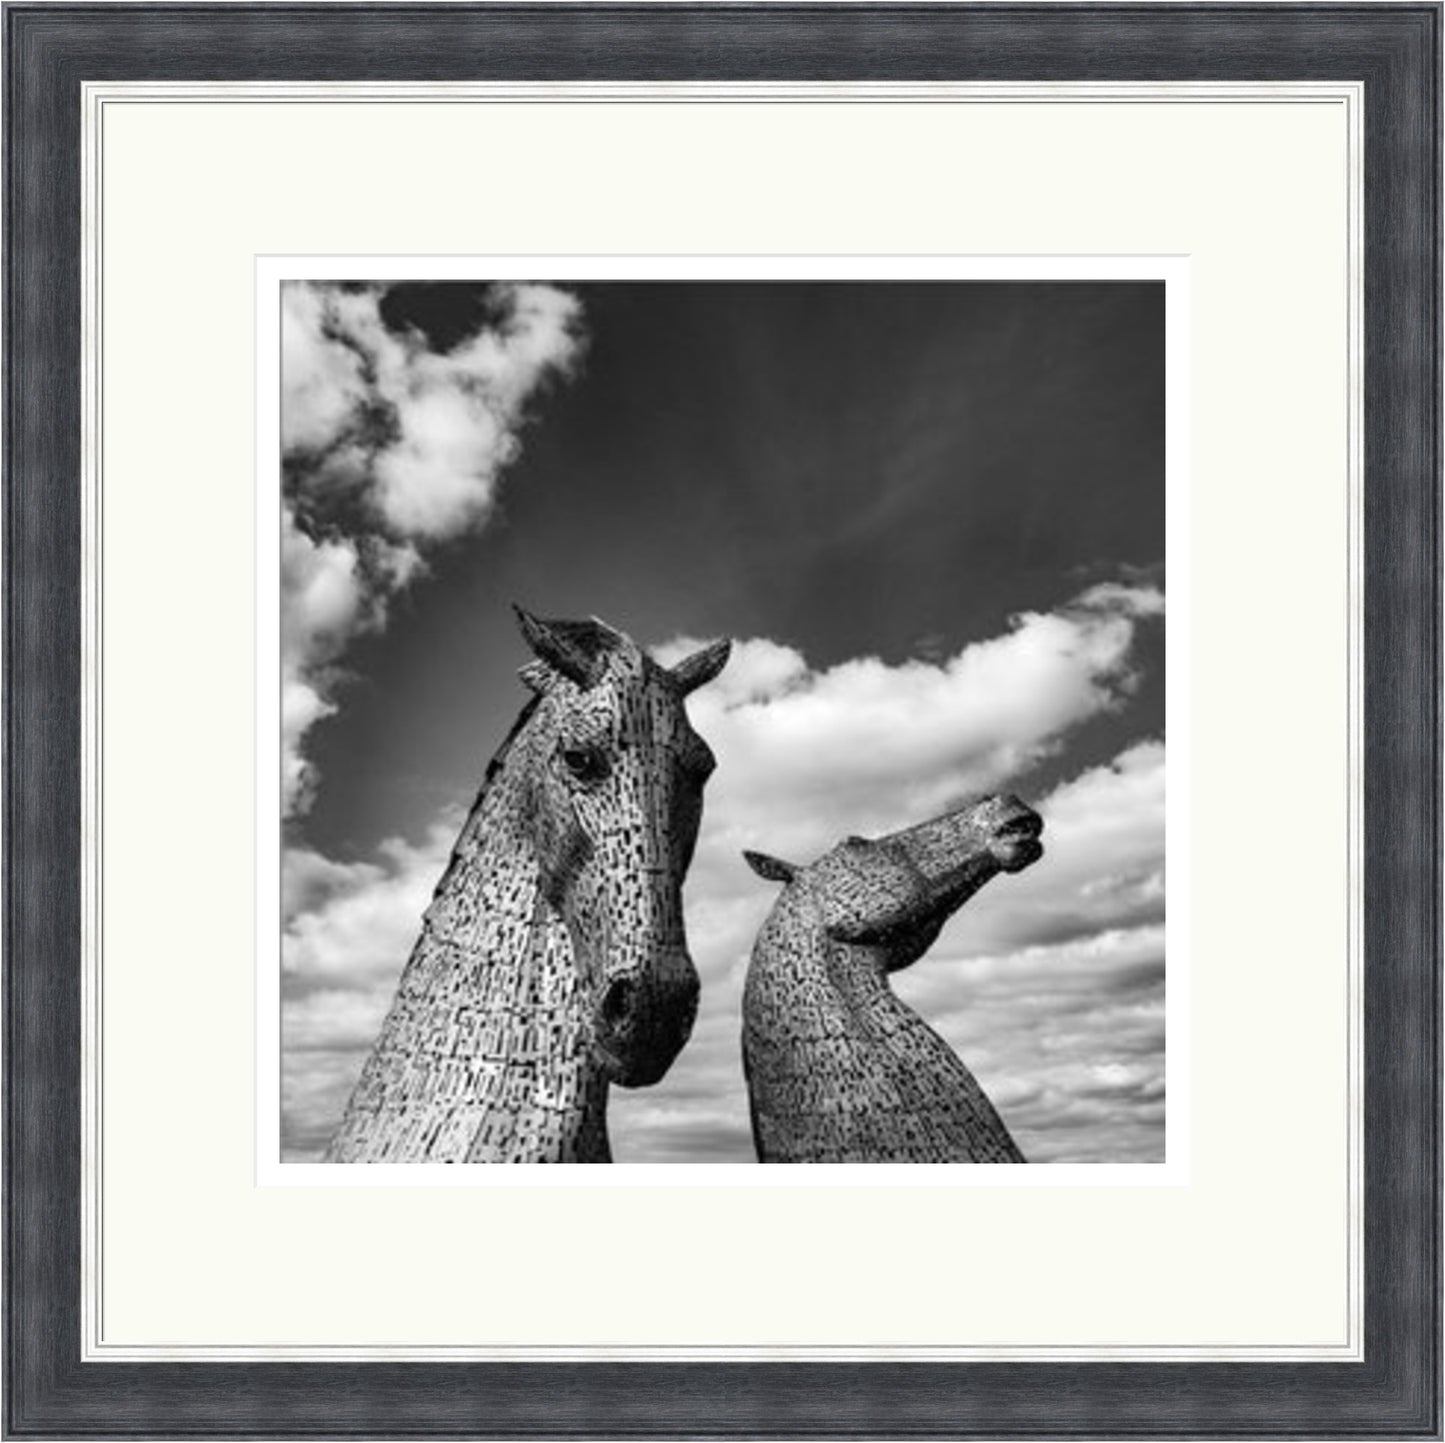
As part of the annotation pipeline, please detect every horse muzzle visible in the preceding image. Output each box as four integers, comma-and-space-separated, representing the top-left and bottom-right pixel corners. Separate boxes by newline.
984, 796, 1045, 873
592, 949, 700, 1087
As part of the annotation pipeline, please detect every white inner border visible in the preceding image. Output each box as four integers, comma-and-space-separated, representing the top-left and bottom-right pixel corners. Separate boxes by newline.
256, 252, 1192, 1192
80, 80, 1363, 1362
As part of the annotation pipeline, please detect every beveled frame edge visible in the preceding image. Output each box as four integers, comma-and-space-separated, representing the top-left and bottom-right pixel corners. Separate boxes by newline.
4, 5, 1439, 1438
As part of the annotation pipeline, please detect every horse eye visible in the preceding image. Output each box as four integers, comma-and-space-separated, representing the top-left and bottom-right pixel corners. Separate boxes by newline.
560, 744, 609, 783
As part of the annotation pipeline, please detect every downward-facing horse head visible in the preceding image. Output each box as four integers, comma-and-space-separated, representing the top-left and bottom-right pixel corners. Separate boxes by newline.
325, 608, 730, 1163
741, 795, 1044, 1164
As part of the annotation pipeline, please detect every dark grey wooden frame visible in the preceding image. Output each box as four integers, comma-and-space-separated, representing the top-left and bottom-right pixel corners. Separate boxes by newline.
4, 4, 1439, 1437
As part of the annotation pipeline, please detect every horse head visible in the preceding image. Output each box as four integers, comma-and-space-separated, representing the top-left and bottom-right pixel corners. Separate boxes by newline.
740, 796, 1043, 1163
744, 794, 1044, 973
514, 607, 729, 1087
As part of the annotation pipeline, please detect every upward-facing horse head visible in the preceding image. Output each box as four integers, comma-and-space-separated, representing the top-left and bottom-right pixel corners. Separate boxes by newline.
741, 795, 1044, 1164
324, 608, 730, 1164
749, 795, 1044, 975
513, 608, 728, 1087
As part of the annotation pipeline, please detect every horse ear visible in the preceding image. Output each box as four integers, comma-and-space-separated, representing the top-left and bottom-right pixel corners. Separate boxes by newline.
744, 850, 798, 884
513, 604, 598, 689
587, 614, 627, 647
670, 638, 731, 695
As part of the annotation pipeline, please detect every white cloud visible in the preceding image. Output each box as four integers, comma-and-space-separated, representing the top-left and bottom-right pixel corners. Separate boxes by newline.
281, 283, 369, 453
279, 281, 583, 816
280, 511, 370, 813
654, 582, 1163, 865
283, 281, 583, 542
281, 816, 459, 1159
281, 583, 1167, 1164
616, 586, 1165, 1161
897, 916, 1166, 1163
278, 280, 586, 1148
610, 736, 1167, 1165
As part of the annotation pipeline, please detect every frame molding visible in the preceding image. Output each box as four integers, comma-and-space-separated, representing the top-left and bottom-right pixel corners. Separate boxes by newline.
5, 5, 1439, 1436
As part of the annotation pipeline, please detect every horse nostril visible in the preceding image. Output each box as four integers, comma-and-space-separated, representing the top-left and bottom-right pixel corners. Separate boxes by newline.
602, 977, 636, 1028
999, 806, 1042, 839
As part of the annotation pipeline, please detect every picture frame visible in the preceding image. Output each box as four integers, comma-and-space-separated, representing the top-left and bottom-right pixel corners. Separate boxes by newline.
4, 4, 1438, 1437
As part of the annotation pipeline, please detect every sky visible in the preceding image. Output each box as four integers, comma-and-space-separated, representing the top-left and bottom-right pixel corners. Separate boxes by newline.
280, 279, 1166, 1164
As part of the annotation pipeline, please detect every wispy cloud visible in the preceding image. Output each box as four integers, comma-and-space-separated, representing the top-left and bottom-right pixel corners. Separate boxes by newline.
280, 281, 583, 815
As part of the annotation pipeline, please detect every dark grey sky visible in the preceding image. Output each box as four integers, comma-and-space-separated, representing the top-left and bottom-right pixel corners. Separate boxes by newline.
300, 281, 1163, 861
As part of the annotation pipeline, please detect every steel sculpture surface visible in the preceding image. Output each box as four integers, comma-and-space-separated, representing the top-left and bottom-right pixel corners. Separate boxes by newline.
742, 796, 1044, 1163
326, 608, 730, 1163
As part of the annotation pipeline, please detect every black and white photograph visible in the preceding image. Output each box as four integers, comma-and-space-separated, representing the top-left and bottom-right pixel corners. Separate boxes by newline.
278, 278, 1169, 1166
11, 5, 1438, 1431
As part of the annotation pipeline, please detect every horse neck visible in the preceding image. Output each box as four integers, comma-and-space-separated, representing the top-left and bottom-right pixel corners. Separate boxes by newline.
326, 723, 611, 1164
744, 893, 875, 1048
744, 890, 1023, 1163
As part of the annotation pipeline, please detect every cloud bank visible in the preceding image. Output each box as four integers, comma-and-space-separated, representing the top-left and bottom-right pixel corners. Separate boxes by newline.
282, 817, 460, 1158
280, 281, 583, 815
281, 584, 1166, 1163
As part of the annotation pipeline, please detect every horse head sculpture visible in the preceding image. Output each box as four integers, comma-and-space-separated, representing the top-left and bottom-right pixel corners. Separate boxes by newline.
741, 795, 1043, 1163
325, 608, 729, 1163
513, 607, 728, 1087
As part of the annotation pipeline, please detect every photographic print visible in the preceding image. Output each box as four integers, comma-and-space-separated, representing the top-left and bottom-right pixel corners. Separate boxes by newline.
277, 276, 1169, 1166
